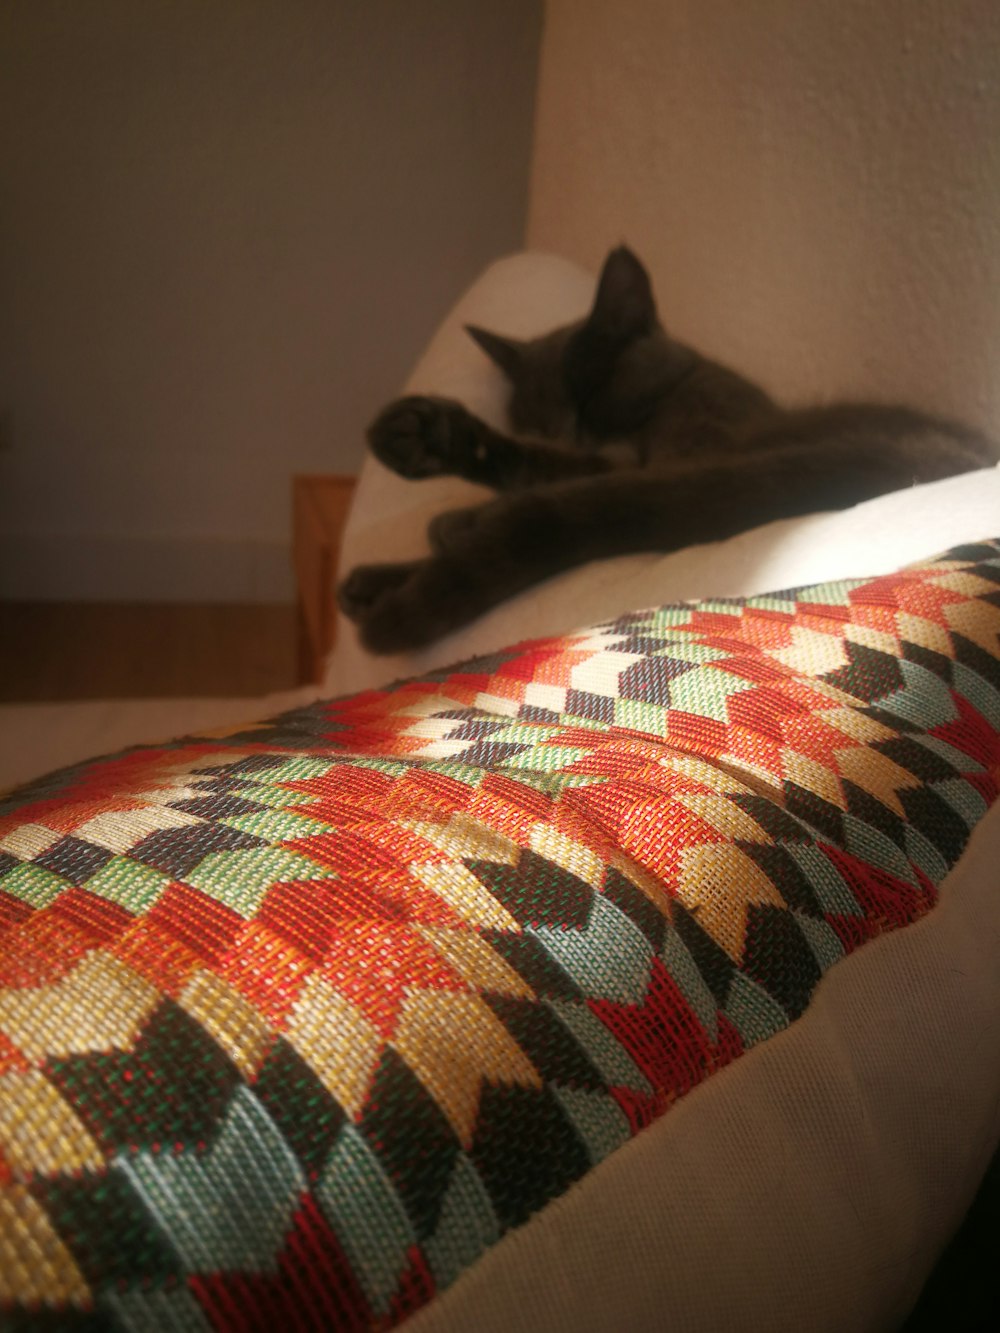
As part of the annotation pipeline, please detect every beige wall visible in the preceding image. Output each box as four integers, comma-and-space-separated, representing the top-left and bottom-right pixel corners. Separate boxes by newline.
529, 0, 1000, 430
0, 0, 541, 601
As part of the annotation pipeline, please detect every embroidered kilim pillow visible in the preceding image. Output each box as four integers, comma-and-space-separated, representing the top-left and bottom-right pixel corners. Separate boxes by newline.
2, 543, 999, 1331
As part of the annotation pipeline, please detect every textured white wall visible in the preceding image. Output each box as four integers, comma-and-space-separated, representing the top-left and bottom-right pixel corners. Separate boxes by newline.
529, 0, 1000, 431
0, 0, 541, 601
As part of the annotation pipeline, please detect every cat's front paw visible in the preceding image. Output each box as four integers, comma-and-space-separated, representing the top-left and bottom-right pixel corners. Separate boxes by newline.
338, 559, 451, 654
368, 395, 472, 480
337, 561, 415, 621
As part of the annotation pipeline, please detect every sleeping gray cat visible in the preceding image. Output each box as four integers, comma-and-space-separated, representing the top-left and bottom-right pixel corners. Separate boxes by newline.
339, 246, 996, 654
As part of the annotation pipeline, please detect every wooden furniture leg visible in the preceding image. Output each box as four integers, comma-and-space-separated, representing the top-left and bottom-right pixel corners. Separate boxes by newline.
292, 474, 357, 685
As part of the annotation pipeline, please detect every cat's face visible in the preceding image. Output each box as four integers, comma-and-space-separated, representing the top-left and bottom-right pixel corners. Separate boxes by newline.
465, 323, 578, 440
467, 246, 694, 444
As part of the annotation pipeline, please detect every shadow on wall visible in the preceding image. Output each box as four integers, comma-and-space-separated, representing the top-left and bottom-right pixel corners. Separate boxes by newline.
0, 0, 542, 602
528, 0, 1000, 433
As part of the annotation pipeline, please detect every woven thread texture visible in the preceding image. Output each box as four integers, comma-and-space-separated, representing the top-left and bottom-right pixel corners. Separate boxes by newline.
1, 541, 999, 1330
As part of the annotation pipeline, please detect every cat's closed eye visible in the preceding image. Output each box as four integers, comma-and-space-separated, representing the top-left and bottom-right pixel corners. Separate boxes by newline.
508, 380, 576, 441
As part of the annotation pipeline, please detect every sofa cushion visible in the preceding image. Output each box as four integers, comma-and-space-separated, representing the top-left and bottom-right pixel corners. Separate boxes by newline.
1, 541, 999, 1330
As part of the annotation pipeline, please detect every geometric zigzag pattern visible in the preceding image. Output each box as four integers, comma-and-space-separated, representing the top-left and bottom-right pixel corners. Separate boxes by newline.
1, 540, 999, 1331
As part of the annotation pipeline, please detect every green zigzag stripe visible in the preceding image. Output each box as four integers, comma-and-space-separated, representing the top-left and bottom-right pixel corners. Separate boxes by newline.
317, 1122, 418, 1317
529, 893, 655, 1006
116, 1085, 305, 1274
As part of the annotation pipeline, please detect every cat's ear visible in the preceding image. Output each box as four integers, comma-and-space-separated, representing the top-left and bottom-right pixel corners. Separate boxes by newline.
465, 325, 525, 379
586, 245, 657, 342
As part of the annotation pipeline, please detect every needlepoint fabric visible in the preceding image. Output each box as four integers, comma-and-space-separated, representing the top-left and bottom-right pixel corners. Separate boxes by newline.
1, 541, 999, 1330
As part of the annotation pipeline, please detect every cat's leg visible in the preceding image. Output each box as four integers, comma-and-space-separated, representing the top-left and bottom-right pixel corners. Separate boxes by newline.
420, 480, 633, 573
339, 474, 658, 653
369, 395, 615, 489
338, 431, 997, 653
424, 474, 674, 565
423, 436, 975, 569
340, 462, 773, 653
337, 560, 423, 623
338, 554, 514, 655
341, 460, 803, 653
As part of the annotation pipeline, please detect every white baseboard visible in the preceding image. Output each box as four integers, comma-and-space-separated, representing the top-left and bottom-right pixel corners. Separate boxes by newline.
0, 533, 295, 603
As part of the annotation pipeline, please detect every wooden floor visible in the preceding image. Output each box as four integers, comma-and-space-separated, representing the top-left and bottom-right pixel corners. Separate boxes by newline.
0, 602, 299, 702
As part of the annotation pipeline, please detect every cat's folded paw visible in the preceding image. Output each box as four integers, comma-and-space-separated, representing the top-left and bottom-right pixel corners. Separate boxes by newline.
337, 562, 414, 621
338, 560, 438, 653
427, 504, 482, 555
368, 395, 470, 480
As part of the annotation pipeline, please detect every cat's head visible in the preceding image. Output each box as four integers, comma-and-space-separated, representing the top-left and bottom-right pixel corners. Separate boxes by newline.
466, 246, 694, 442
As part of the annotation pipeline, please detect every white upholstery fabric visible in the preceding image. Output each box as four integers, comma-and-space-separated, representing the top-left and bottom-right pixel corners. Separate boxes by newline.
0, 689, 318, 793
